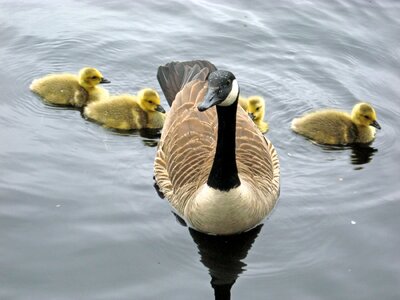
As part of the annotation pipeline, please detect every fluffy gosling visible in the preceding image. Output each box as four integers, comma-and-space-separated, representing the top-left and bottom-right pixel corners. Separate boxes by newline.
240, 95, 269, 133
84, 88, 166, 130
291, 102, 381, 145
30, 67, 110, 107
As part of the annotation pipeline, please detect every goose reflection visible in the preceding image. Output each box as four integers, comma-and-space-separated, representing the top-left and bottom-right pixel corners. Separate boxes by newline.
189, 224, 262, 300
158, 189, 262, 300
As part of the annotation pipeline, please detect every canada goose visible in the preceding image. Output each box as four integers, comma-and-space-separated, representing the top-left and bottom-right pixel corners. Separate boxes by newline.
30, 67, 110, 107
84, 88, 166, 130
154, 60, 280, 235
291, 102, 381, 145
243, 95, 269, 133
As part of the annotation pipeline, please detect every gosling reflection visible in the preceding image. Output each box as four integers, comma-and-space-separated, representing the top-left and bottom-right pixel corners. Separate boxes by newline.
189, 225, 262, 300
350, 144, 377, 165
320, 143, 377, 166
140, 128, 161, 147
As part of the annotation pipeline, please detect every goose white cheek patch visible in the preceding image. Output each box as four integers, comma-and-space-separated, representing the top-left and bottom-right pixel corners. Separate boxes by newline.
219, 79, 239, 107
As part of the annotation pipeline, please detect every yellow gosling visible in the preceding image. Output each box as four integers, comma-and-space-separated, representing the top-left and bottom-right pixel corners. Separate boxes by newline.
84, 88, 166, 130
245, 96, 269, 133
291, 102, 381, 145
30, 67, 110, 107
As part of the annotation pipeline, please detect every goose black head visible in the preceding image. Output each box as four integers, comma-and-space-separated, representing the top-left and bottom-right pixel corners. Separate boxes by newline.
198, 70, 239, 112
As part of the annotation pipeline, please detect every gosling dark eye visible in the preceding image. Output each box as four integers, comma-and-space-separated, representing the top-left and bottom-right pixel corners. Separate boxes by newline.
91, 76, 98, 80
148, 100, 153, 104
256, 107, 260, 111
364, 115, 370, 119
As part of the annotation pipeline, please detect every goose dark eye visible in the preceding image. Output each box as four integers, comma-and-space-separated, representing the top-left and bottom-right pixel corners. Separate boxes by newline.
364, 115, 370, 119
148, 100, 153, 104
256, 107, 260, 111
91, 76, 98, 80
222, 80, 231, 88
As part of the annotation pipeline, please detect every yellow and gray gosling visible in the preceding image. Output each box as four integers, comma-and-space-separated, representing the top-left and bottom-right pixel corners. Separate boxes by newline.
291, 102, 381, 145
30, 67, 110, 107
84, 88, 166, 130
239, 95, 269, 133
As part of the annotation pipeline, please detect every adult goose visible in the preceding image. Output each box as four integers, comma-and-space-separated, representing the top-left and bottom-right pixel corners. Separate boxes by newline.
154, 60, 280, 235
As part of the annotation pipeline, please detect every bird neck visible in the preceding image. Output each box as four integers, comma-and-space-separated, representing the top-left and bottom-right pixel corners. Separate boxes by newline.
137, 98, 149, 112
207, 99, 240, 191
355, 124, 375, 143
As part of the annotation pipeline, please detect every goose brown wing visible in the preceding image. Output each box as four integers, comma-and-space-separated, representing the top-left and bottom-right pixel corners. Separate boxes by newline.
235, 109, 280, 197
154, 80, 217, 213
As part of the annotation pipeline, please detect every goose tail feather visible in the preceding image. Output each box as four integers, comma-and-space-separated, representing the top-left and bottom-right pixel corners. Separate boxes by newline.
157, 60, 217, 106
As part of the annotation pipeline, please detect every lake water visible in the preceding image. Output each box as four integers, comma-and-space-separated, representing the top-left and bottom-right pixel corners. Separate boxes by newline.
1, 0, 400, 299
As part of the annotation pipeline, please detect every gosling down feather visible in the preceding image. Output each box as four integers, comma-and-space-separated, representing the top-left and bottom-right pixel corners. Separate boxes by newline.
84, 88, 166, 130
30, 67, 110, 107
240, 95, 269, 133
291, 102, 381, 145
154, 60, 280, 235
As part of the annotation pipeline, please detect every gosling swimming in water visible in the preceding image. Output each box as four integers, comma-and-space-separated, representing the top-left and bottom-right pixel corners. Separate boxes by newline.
291, 102, 381, 145
239, 95, 269, 133
30, 67, 110, 107
84, 88, 166, 130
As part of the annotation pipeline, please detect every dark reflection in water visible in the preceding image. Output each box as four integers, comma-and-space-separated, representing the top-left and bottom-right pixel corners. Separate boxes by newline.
189, 225, 263, 300
141, 138, 159, 147
139, 128, 161, 147
109, 129, 160, 147
319, 143, 378, 166
350, 144, 378, 166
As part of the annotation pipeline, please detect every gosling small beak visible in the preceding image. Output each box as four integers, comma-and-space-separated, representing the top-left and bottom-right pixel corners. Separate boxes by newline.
100, 78, 111, 84
155, 105, 166, 113
370, 120, 381, 130
198, 87, 221, 112
248, 112, 256, 120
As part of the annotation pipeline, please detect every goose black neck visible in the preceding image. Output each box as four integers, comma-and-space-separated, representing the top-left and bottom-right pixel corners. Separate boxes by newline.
207, 100, 240, 191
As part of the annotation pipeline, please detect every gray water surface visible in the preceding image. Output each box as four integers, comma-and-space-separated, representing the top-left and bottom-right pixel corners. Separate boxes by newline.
1, 1, 400, 299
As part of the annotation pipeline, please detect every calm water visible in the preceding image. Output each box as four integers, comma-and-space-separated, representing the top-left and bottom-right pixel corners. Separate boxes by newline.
1, 0, 400, 299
